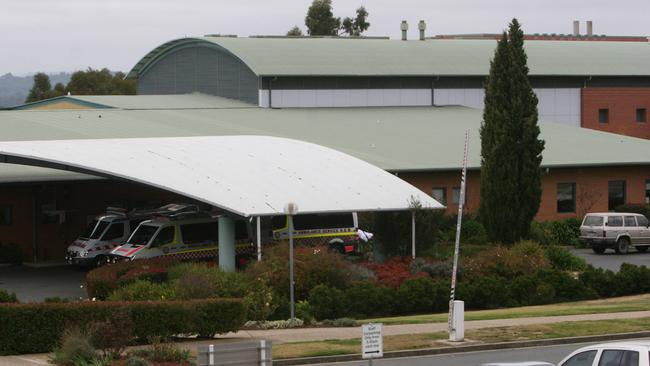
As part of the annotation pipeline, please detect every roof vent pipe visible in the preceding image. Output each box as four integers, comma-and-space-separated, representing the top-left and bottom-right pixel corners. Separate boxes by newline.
418, 20, 426, 40
573, 20, 580, 36
586, 20, 593, 36
401, 20, 409, 41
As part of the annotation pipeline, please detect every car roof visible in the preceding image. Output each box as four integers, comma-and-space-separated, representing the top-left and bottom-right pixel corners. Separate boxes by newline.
480, 362, 555, 366
585, 212, 643, 216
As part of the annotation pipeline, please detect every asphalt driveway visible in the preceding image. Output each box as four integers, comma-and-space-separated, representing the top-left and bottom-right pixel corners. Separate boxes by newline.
0, 265, 87, 302
570, 247, 650, 272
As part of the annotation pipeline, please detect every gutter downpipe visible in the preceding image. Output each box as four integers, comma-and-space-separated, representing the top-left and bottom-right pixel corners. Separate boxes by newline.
431, 76, 439, 106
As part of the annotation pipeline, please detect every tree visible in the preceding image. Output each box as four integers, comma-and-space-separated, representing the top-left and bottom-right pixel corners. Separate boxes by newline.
341, 6, 370, 36
66, 68, 135, 95
478, 18, 545, 244
287, 26, 303, 36
25, 73, 52, 102
305, 0, 340, 36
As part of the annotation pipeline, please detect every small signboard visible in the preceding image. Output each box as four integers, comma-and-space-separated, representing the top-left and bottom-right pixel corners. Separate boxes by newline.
362, 323, 383, 359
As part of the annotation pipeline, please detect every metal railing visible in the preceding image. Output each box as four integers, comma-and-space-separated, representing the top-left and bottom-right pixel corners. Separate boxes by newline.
197, 340, 272, 366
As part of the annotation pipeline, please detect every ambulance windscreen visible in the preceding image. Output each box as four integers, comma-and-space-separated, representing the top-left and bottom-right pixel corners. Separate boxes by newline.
126, 224, 159, 246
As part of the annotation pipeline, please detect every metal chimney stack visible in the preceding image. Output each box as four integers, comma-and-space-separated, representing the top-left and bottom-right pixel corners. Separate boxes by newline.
418, 20, 426, 40
587, 20, 593, 36
401, 20, 409, 41
573, 20, 580, 36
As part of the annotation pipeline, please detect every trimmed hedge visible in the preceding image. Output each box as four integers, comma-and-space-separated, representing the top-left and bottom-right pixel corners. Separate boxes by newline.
0, 298, 246, 355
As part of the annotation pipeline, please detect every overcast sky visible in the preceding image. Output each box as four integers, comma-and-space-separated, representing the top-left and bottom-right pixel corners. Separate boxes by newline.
2, 0, 649, 75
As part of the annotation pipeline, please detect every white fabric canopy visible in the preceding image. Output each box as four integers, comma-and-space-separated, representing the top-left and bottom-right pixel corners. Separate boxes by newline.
0, 136, 443, 217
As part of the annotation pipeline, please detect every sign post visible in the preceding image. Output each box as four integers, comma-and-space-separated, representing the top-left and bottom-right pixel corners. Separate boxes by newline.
362, 323, 383, 365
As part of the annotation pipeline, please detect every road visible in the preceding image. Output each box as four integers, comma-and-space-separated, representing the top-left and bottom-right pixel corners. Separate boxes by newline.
313, 339, 650, 366
570, 247, 650, 272
0, 264, 87, 302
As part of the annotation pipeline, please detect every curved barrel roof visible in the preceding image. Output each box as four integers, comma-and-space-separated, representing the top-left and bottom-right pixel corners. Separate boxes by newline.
127, 37, 650, 79
0, 135, 443, 217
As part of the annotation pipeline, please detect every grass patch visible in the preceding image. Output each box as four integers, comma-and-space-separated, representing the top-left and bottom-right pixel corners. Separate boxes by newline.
273, 317, 650, 360
362, 294, 650, 325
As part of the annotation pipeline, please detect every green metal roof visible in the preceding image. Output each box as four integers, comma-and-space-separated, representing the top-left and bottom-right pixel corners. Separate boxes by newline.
127, 37, 650, 79
2, 102, 650, 178
12, 94, 254, 110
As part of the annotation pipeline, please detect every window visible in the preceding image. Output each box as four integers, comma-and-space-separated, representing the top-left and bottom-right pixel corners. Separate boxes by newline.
557, 183, 576, 213
624, 216, 637, 227
637, 108, 647, 123
150, 226, 175, 248
0, 205, 12, 225
561, 350, 597, 366
583, 215, 604, 227
452, 187, 461, 205
102, 223, 125, 240
598, 350, 639, 366
432, 187, 447, 205
645, 180, 650, 204
126, 224, 158, 246
180, 222, 218, 244
608, 180, 626, 211
599, 108, 609, 123
637, 216, 649, 227
608, 216, 623, 227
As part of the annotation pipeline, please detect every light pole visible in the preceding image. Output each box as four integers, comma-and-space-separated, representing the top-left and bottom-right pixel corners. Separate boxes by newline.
284, 202, 299, 322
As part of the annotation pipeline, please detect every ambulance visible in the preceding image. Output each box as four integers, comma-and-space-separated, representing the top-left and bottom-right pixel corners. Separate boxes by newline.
109, 208, 252, 262
65, 206, 169, 267
270, 212, 362, 254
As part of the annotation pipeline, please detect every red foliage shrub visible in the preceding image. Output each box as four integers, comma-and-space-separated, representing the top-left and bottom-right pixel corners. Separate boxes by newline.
366, 257, 428, 288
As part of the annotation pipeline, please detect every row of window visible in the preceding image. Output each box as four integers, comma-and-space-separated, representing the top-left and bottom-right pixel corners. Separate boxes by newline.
432, 179, 650, 214
431, 187, 464, 206
598, 108, 647, 123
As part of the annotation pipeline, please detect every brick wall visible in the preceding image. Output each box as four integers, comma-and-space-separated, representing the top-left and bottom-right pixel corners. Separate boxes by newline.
582, 88, 650, 139
399, 165, 650, 221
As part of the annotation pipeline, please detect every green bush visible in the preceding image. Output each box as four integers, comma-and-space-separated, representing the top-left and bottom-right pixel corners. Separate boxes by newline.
343, 282, 395, 318
86, 257, 179, 300
108, 280, 176, 301
395, 277, 448, 315
530, 219, 580, 246
0, 243, 22, 264
321, 318, 357, 327
545, 245, 586, 271
50, 326, 97, 365
458, 275, 512, 309
615, 204, 650, 218
0, 289, 18, 303
0, 299, 245, 355
308, 285, 348, 320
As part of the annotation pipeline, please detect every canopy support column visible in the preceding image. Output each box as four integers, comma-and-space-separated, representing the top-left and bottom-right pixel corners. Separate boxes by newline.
256, 216, 262, 262
218, 215, 236, 272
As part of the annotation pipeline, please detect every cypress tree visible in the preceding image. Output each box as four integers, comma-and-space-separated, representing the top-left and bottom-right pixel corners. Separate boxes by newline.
479, 19, 545, 244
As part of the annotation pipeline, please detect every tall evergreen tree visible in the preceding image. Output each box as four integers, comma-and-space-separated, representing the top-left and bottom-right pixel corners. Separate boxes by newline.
341, 6, 370, 36
478, 19, 545, 244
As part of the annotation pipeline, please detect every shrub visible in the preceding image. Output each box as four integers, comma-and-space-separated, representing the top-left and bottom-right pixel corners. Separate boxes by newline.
458, 275, 512, 309
615, 204, 650, 218
343, 282, 395, 318
613, 263, 650, 296
129, 338, 190, 364
0, 243, 22, 264
108, 280, 176, 301
125, 356, 149, 366
295, 300, 314, 325
367, 257, 423, 288
579, 265, 618, 298
0, 299, 245, 355
246, 244, 353, 301
244, 318, 304, 329
89, 310, 133, 358
545, 245, 586, 271
86, 257, 179, 300
50, 326, 97, 366
308, 285, 348, 320
0, 289, 18, 303
530, 219, 580, 246
462, 242, 550, 280
395, 277, 448, 315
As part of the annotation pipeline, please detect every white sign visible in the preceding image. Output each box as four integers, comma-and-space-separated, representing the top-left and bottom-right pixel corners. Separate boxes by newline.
362, 323, 383, 359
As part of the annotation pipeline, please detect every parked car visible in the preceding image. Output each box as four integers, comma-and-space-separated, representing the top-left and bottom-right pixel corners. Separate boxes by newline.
65, 205, 174, 267
109, 207, 252, 262
579, 212, 650, 254
270, 212, 362, 254
558, 341, 650, 366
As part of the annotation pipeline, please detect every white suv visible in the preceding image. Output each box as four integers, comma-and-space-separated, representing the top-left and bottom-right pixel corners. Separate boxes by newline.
580, 213, 650, 254
558, 341, 650, 366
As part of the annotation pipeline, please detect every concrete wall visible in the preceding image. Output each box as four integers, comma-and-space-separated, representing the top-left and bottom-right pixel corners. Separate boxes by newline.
138, 46, 259, 105
581, 88, 650, 139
